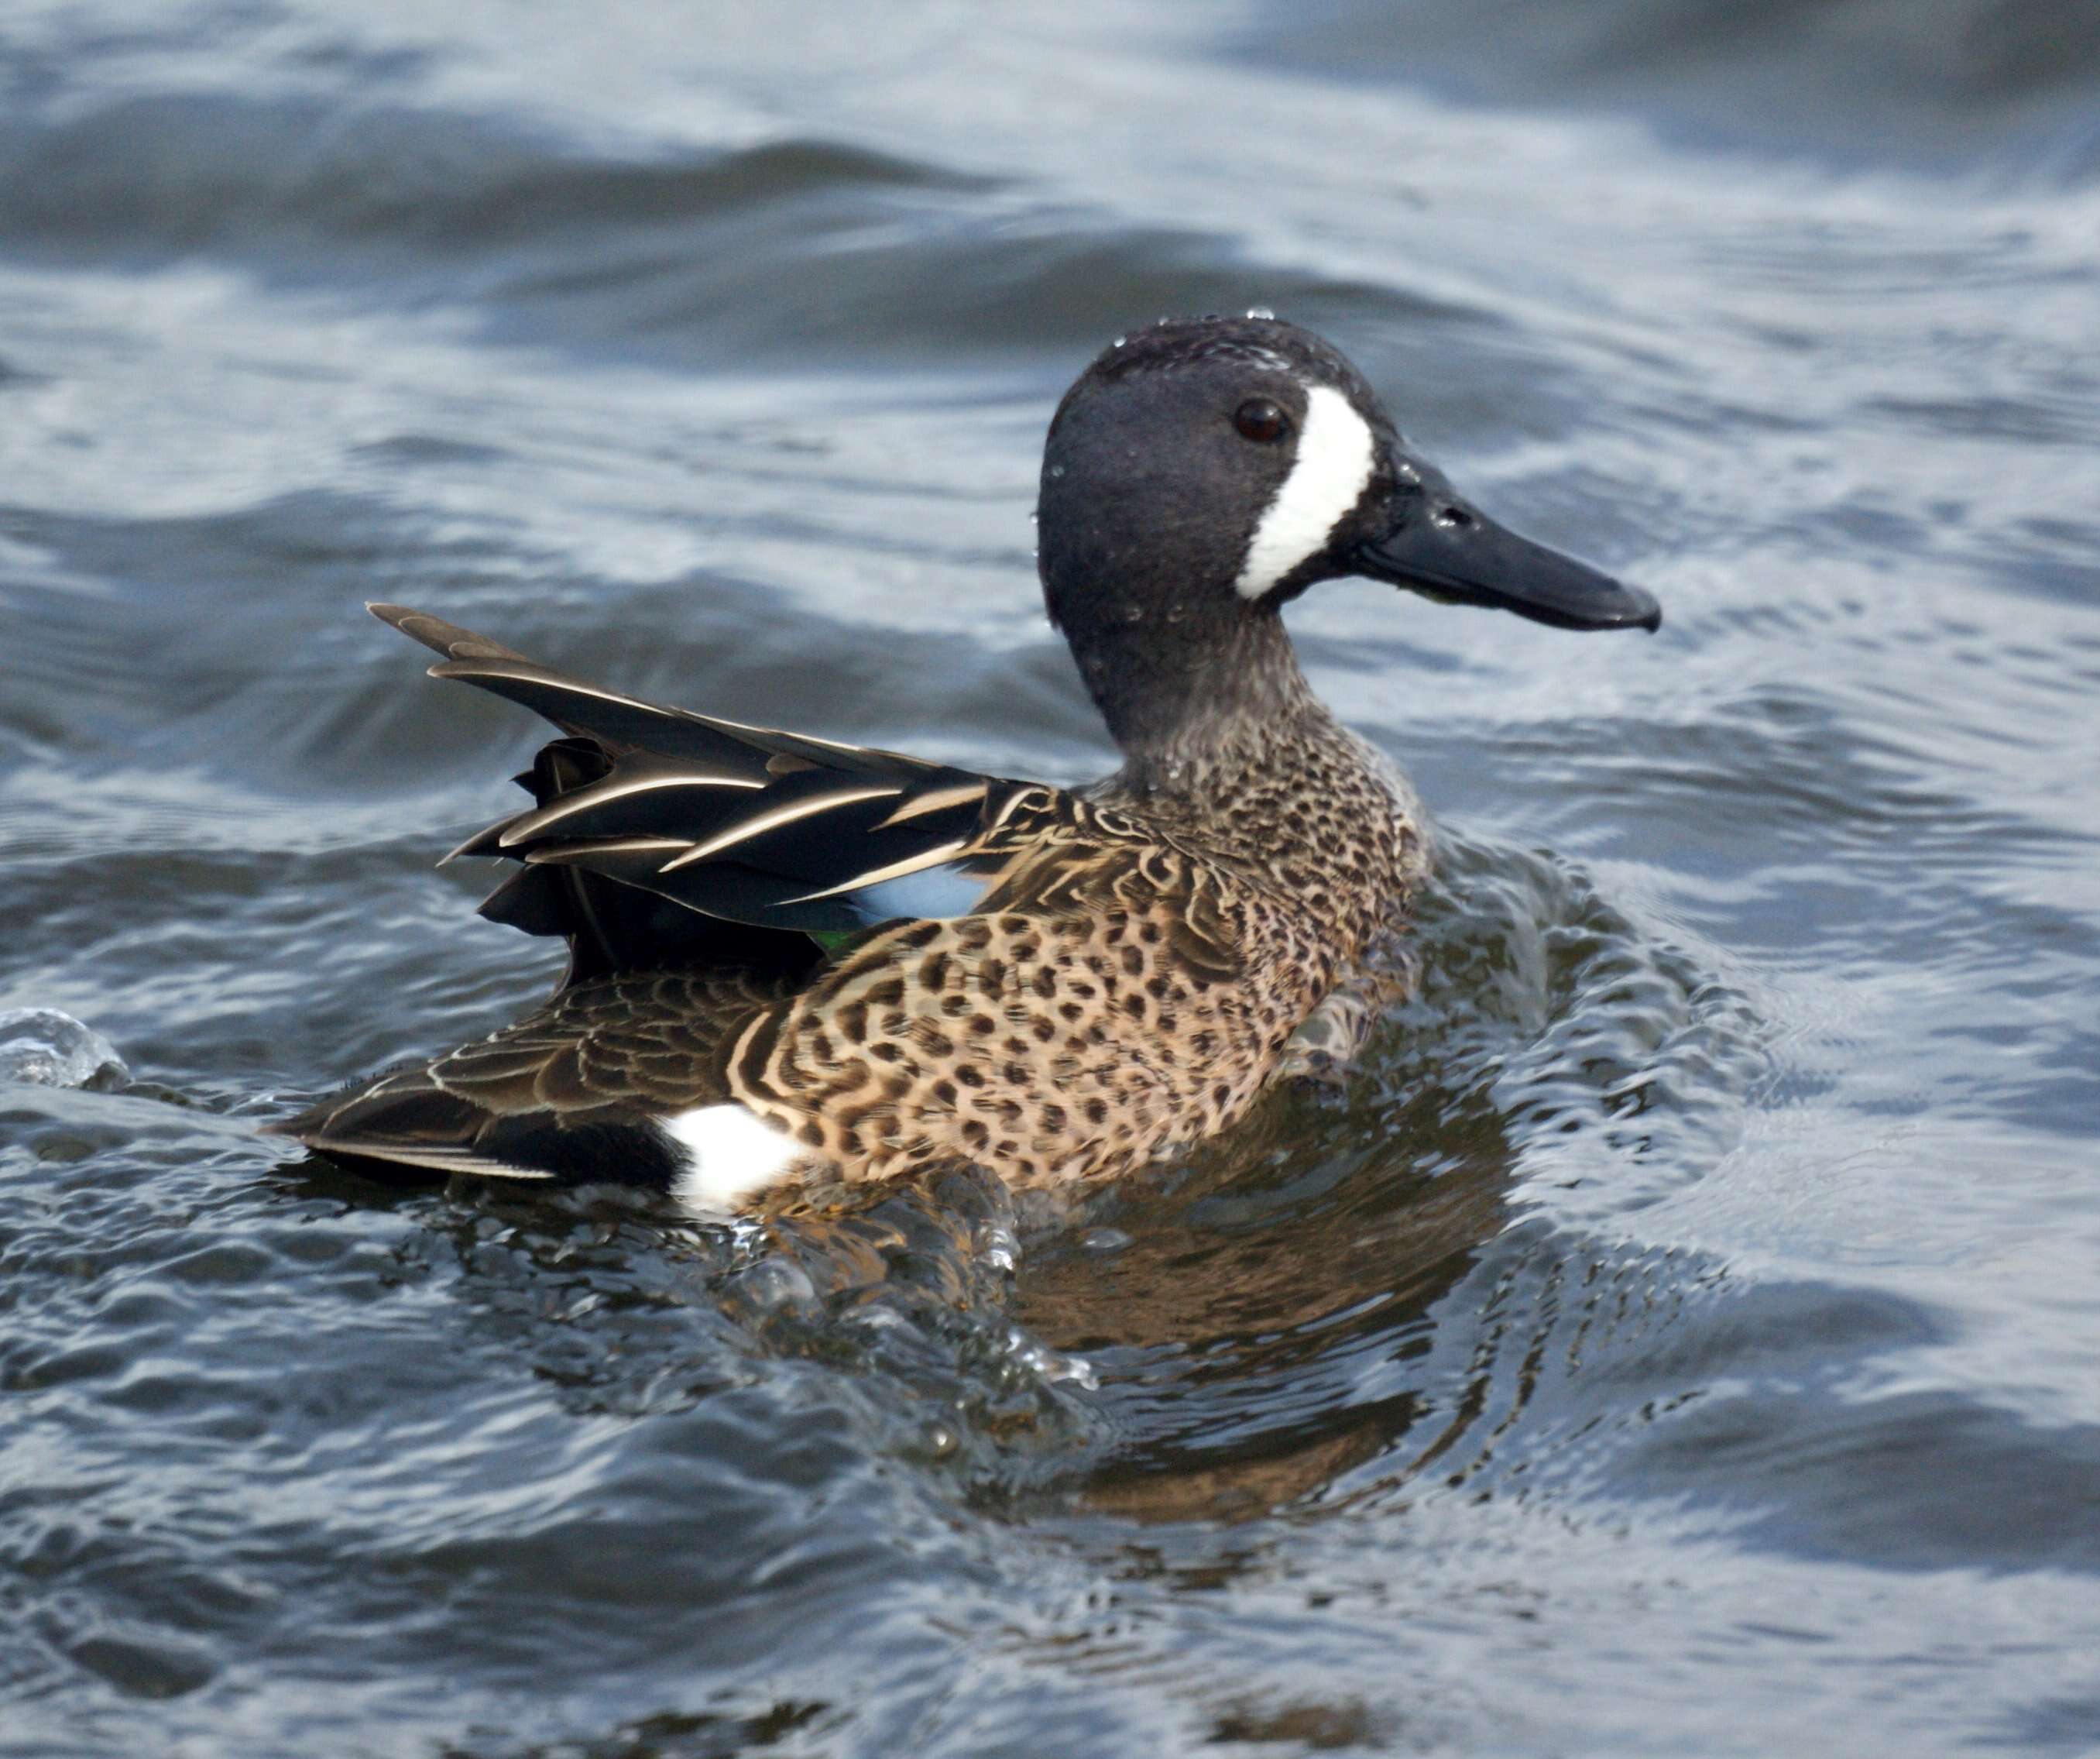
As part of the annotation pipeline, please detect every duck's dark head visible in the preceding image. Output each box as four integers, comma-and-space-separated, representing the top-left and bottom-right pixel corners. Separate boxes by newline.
1036, 314, 1659, 754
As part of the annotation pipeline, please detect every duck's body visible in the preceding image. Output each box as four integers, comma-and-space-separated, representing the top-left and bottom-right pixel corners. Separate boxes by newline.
274, 317, 1656, 1212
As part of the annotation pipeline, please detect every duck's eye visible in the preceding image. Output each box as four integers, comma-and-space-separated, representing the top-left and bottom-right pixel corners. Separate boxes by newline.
1233, 398, 1289, 444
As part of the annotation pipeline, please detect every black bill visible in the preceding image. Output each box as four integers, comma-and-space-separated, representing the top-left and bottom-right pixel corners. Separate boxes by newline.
1354, 457, 1662, 633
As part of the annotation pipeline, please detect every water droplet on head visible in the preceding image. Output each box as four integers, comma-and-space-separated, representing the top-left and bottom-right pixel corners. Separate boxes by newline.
1047, 462, 1065, 479
1245, 305, 1275, 321
1113, 335, 1127, 348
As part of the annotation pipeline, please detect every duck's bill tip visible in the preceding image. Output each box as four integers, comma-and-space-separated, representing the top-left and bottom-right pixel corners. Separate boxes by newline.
1486, 574, 1663, 634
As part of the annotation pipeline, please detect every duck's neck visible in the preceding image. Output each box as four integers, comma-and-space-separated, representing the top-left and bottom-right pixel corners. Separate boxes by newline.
1076, 606, 1421, 947
1069, 606, 1323, 785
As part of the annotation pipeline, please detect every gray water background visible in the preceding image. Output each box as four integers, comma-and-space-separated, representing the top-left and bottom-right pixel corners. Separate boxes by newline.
3, 2, 2099, 1754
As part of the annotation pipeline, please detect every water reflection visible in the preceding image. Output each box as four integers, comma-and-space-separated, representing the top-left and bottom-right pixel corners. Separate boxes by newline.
1021, 1080, 1512, 1522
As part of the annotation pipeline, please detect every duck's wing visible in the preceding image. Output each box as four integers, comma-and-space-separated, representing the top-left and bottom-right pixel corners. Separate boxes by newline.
266, 967, 787, 1187
372, 604, 1052, 984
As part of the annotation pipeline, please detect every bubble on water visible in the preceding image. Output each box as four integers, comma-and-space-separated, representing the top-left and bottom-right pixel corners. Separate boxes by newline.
722, 1255, 816, 1315
1004, 1327, 1097, 1390
975, 1220, 1020, 1274
0, 1008, 126, 1089
1245, 305, 1275, 320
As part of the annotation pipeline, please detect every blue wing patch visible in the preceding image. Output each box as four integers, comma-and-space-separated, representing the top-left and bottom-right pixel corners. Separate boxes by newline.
839, 863, 995, 926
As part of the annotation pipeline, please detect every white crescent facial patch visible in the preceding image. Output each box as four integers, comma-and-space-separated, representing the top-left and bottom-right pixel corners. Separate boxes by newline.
1234, 383, 1379, 600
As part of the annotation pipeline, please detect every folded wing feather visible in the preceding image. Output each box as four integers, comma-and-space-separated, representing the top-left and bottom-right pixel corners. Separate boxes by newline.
369, 603, 1032, 950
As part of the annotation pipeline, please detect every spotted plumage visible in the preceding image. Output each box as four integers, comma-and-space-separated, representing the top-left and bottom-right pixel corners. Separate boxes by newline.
273, 316, 1659, 1211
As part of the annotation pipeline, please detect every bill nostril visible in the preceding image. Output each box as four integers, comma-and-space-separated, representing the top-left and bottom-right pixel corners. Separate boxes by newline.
1431, 505, 1475, 531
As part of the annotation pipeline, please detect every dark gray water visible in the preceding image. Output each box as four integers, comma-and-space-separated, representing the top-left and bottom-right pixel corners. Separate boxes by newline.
4, 3, 2099, 1754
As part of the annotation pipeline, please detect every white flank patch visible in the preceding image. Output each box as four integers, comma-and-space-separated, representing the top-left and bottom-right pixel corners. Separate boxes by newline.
1234, 383, 1378, 600
664, 1102, 800, 1214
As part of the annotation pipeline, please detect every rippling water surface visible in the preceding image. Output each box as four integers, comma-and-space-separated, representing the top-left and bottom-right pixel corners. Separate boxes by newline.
4, 3, 2099, 1754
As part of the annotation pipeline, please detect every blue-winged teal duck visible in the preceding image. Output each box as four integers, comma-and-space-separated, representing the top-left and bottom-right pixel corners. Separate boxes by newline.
273, 316, 1659, 1211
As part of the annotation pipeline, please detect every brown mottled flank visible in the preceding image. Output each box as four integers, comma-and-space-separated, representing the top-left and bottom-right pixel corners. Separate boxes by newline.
732, 695, 1427, 1194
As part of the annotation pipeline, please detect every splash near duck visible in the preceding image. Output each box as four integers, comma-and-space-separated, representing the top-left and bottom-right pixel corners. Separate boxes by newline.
271, 317, 1659, 1211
